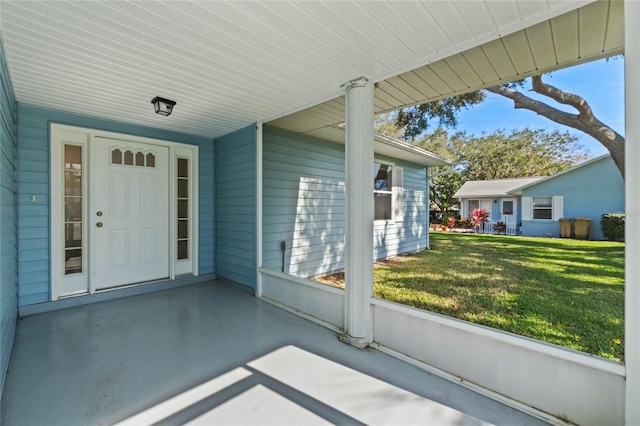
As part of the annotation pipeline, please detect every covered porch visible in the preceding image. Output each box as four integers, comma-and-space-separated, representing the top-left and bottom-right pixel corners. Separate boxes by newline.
1, 1, 639, 424
1, 280, 543, 425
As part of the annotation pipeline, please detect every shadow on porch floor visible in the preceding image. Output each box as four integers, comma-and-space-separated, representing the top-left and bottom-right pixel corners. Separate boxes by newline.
1, 280, 548, 425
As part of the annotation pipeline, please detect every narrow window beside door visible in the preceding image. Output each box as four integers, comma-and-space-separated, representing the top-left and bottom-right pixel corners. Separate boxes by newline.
64, 145, 83, 274
177, 158, 189, 260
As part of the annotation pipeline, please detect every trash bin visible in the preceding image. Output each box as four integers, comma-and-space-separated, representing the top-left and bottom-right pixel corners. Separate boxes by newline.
559, 218, 572, 238
574, 217, 591, 239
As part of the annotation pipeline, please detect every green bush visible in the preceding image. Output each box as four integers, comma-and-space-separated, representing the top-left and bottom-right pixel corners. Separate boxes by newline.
601, 213, 625, 241
457, 217, 473, 229
442, 215, 459, 226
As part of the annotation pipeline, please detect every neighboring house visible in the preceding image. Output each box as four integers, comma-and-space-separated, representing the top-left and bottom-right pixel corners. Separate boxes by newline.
262, 126, 450, 278
455, 155, 624, 240
511, 155, 624, 240
454, 177, 543, 231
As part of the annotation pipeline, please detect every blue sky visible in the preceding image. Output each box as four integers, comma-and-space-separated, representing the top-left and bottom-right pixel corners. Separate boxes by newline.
453, 57, 625, 157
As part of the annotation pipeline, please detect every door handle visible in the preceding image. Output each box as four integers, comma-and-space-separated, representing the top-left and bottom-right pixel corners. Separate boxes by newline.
96, 222, 103, 228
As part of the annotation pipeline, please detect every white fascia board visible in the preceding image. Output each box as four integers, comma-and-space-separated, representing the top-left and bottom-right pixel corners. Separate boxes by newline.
374, 133, 453, 168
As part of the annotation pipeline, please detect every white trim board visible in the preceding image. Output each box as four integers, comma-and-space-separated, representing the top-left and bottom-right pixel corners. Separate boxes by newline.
50, 123, 199, 301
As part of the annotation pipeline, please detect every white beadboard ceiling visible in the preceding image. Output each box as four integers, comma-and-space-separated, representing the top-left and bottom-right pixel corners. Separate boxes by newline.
0, 1, 622, 140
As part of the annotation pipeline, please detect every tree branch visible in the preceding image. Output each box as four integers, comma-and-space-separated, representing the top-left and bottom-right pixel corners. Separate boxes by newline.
486, 78, 625, 179
531, 75, 594, 121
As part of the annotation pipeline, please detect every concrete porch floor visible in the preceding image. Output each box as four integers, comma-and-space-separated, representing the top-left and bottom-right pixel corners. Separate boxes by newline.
1, 280, 548, 425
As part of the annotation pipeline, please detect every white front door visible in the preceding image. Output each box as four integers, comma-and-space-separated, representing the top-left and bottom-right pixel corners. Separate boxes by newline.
90, 137, 170, 290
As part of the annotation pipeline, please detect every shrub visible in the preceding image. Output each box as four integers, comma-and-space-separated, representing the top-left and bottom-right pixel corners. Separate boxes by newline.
601, 213, 625, 241
442, 215, 459, 226
457, 217, 473, 229
471, 208, 489, 228
493, 221, 507, 233
447, 217, 457, 228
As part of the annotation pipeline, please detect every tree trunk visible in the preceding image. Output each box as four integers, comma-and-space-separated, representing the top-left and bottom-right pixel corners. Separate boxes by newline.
486, 76, 625, 179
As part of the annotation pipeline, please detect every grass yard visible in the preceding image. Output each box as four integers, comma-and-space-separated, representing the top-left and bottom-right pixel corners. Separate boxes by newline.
318, 232, 625, 361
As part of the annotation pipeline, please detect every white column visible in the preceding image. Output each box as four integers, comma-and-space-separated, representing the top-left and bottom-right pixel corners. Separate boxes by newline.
255, 122, 263, 297
342, 76, 374, 348
625, 1, 640, 423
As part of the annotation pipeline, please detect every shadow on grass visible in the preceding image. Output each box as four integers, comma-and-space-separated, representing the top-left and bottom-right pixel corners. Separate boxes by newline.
374, 233, 625, 361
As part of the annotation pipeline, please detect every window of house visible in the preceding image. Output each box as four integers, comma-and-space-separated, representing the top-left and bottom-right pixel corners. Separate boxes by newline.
374, 161, 393, 220
532, 196, 553, 219
468, 199, 479, 215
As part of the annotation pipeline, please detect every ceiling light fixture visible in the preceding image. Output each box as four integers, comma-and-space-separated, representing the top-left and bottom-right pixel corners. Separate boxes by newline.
151, 96, 176, 116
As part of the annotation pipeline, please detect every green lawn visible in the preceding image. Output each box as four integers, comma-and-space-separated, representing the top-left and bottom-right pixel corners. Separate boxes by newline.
373, 232, 625, 362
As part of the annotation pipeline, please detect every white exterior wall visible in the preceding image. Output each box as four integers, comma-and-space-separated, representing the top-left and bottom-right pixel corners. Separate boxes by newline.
625, 1, 640, 423
371, 299, 625, 425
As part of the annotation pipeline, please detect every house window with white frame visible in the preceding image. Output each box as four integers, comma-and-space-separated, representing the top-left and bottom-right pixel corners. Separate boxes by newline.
532, 196, 553, 219
374, 161, 393, 220
468, 199, 479, 215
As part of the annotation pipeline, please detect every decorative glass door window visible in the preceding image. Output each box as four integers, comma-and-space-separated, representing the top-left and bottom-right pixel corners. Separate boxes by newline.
64, 145, 83, 274
502, 200, 514, 215
111, 148, 156, 167
177, 158, 189, 260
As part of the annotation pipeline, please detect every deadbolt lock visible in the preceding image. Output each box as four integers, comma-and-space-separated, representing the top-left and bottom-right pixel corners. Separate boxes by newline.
96, 211, 103, 217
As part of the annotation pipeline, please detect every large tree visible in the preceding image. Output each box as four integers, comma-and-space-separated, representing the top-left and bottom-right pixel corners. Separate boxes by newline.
395, 70, 625, 178
403, 127, 587, 219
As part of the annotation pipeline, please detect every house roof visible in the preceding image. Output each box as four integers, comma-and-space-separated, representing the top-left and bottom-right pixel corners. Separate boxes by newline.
267, 124, 452, 168
454, 177, 544, 199
0, 1, 622, 140
374, 133, 453, 168
508, 154, 613, 194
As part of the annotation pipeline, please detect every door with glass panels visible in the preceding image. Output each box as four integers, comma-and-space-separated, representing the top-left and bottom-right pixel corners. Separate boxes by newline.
501, 198, 517, 224
90, 137, 170, 290
51, 125, 198, 300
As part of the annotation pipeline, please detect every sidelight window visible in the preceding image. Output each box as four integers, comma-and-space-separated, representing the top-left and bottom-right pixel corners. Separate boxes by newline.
177, 158, 189, 260
63, 145, 83, 274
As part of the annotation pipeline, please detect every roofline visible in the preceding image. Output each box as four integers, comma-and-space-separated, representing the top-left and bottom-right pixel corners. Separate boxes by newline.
508, 154, 611, 194
455, 193, 519, 199
453, 177, 545, 199
373, 132, 454, 167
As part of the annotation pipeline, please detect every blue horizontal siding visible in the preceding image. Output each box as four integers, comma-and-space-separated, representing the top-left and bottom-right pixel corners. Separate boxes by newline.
16, 104, 214, 306
215, 124, 256, 289
520, 156, 624, 240
262, 126, 346, 277
0, 37, 18, 395
262, 126, 428, 278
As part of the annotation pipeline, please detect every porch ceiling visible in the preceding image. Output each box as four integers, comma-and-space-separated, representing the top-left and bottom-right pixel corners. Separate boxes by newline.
0, 1, 622, 140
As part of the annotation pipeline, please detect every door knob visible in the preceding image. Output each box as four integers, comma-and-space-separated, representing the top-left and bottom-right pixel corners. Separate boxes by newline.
96, 222, 103, 228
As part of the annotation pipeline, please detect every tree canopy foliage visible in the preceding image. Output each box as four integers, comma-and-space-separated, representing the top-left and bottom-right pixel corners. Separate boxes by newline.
382, 126, 588, 218
394, 92, 485, 139
418, 128, 587, 181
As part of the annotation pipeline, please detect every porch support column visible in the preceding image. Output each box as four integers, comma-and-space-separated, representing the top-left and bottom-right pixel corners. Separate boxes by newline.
625, 1, 640, 424
341, 76, 374, 348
